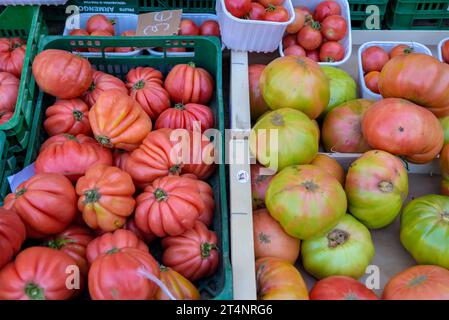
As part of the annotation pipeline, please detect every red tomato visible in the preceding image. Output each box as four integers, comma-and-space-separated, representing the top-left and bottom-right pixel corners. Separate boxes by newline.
264, 5, 290, 22
297, 22, 322, 51
441, 40, 449, 63
86, 14, 115, 35
282, 34, 297, 48
287, 7, 307, 33
364, 71, 380, 94
0, 207, 26, 269
115, 30, 136, 53
284, 44, 306, 57
0, 71, 19, 113
179, 19, 200, 36
297, 5, 313, 16
88, 30, 114, 52
314, 1, 342, 22
321, 15, 347, 41
306, 49, 320, 62
199, 20, 220, 37
224, 0, 252, 18
247, 2, 266, 20
68, 29, 89, 52
258, 0, 284, 7
362, 46, 389, 73
319, 41, 345, 62
390, 44, 414, 58
310, 276, 378, 300
0, 111, 13, 125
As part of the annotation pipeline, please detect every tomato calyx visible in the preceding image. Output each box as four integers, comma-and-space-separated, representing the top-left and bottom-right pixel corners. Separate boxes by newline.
441, 211, 449, 222
327, 228, 350, 248
45, 237, 75, 250
310, 21, 321, 31
169, 164, 182, 175
200, 242, 218, 259
258, 232, 271, 244
270, 113, 285, 126
265, 4, 277, 12
378, 181, 393, 193
83, 188, 101, 204
110, 19, 116, 26
408, 274, 427, 287
88, 81, 96, 92
187, 61, 196, 68
174, 103, 186, 110
324, 56, 335, 62
106, 247, 119, 254
403, 47, 413, 54
64, 133, 79, 142
301, 181, 319, 192
96, 135, 113, 148
73, 109, 84, 121
25, 283, 45, 300
154, 188, 168, 202
159, 265, 169, 272
133, 79, 145, 90
15, 187, 27, 198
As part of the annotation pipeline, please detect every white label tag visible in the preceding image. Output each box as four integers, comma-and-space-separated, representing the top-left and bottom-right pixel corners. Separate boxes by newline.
8, 163, 35, 192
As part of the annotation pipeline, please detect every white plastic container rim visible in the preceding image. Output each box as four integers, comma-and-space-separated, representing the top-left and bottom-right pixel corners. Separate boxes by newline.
438, 37, 449, 63
217, 0, 295, 53
357, 41, 433, 101
147, 13, 223, 57
0, 0, 68, 4
63, 12, 142, 57
278, 0, 352, 66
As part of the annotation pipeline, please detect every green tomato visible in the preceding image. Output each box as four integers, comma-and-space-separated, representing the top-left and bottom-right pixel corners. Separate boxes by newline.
321, 66, 357, 115
439, 116, 449, 145
301, 214, 375, 279
400, 194, 449, 269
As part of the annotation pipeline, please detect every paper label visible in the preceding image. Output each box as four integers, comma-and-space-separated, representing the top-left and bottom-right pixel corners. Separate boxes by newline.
136, 10, 182, 36
67, 0, 139, 14
8, 163, 35, 193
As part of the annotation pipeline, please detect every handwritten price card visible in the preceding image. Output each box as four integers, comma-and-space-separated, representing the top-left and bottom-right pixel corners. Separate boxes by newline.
136, 10, 182, 36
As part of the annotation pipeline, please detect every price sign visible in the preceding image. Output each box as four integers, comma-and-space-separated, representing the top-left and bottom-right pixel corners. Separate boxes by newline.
136, 10, 182, 36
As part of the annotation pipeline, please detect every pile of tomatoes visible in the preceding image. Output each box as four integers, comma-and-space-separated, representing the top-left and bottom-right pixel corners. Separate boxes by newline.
0, 48, 221, 300
225, 0, 290, 22
282, 1, 348, 62
0, 37, 26, 125
442, 39, 449, 63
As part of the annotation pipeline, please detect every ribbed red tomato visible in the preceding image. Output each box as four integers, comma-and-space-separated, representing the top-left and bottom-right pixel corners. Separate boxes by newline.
126, 67, 170, 120
0, 37, 26, 77
181, 173, 215, 227
123, 215, 156, 243
0, 247, 80, 300
155, 103, 214, 132
44, 99, 91, 136
86, 14, 115, 35
43, 225, 94, 276
314, 1, 341, 22
86, 229, 148, 265
88, 248, 160, 300
164, 62, 214, 105
113, 149, 130, 171
310, 276, 378, 300
321, 15, 347, 41
179, 19, 199, 35
162, 221, 219, 281
4, 173, 77, 238
156, 266, 200, 300
87, 30, 114, 52
68, 29, 89, 52
0, 71, 19, 113
199, 20, 220, 37
124, 128, 216, 188
35, 134, 113, 183
0, 207, 26, 269
115, 30, 136, 53
82, 70, 127, 107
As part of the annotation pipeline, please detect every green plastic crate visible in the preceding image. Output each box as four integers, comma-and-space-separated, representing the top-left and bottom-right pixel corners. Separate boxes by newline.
0, 6, 46, 153
26, 35, 232, 300
386, 0, 449, 29
349, 0, 389, 29
139, 0, 216, 13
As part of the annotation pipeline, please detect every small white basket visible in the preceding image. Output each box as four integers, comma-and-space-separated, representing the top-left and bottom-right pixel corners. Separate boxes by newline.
63, 12, 142, 57
358, 41, 433, 101
147, 13, 223, 57
438, 37, 449, 63
216, 0, 295, 53
278, 0, 352, 66
0, 0, 67, 4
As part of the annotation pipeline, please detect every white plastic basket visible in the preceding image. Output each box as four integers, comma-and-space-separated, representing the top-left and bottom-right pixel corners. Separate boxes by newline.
358, 41, 433, 101
216, 0, 295, 53
278, 0, 352, 66
148, 13, 223, 57
438, 37, 449, 63
0, 0, 67, 4
63, 12, 142, 57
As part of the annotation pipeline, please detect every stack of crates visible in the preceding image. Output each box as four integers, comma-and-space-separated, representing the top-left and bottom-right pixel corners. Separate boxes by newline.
349, 0, 390, 29
386, 0, 449, 29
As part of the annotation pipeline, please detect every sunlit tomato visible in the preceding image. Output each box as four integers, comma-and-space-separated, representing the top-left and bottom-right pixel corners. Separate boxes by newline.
362, 46, 389, 73
321, 15, 347, 41
314, 1, 342, 22
284, 44, 306, 57
264, 5, 290, 22
179, 19, 200, 36
297, 22, 322, 51
364, 71, 380, 94
319, 41, 345, 62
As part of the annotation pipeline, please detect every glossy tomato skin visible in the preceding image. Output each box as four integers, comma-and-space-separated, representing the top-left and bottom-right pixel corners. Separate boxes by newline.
297, 23, 323, 51
164, 62, 214, 105
251, 163, 275, 209
0, 72, 19, 113
44, 99, 91, 136
322, 99, 373, 153
0, 37, 26, 77
259, 0, 285, 6
123, 215, 156, 243
113, 149, 130, 171
199, 20, 220, 36
284, 45, 306, 57
82, 70, 127, 107
302, 214, 374, 279
248, 64, 270, 121
181, 173, 215, 227
400, 195, 449, 269
247, 2, 266, 20
260, 56, 330, 119
321, 15, 347, 41
364, 71, 380, 93
35, 134, 113, 183
264, 5, 289, 22
310, 276, 378, 300
88, 247, 160, 300
76, 164, 136, 232
306, 49, 320, 62
390, 44, 414, 58
442, 40, 449, 63
266, 165, 347, 240
179, 19, 200, 35
4, 173, 77, 238
383, 265, 449, 300
86, 14, 115, 35
286, 7, 306, 33
345, 150, 408, 229
0, 247, 79, 300
224, 0, 252, 18
156, 266, 200, 300
250, 109, 319, 170
379, 53, 449, 117
362, 98, 444, 164
253, 208, 300, 263
319, 41, 345, 62
162, 221, 219, 281
87, 30, 114, 52
314, 1, 342, 22
89, 90, 152, 151
154, 103, 214, 132
86, 229, 148, 265
310, 154, 345, 185
362, 46, 389, 73
32, 49, 93, 99
256, 257, 309, 300
282, 34, 297, 48
0, 207, 26, 269
126, 67, 170, 120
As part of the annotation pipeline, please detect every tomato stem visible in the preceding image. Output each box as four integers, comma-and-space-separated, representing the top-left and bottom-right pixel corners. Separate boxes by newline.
270, 113, 285, 126
327, 228, 350, 248
200, 242, 218, 259
169, 164, 182, 175
258, 232, 271, 244
301, 181, 319, 192
106, 247, 119, 255
174, 103, 185, 110
187, 61, 196, 68
64, 133, 78, 141
83, 188, 101, 204
96, 135, 113, 148
159, 265, 169, 272
154, 188, 168, 202
25, 283, 45, 300
15, 188, 26, 198
133, 79, 145, 90
378, 181, 393, 193
265, 4, 276, 12
72, 109, 84, 121
45, 237, 75, 250
88, 81, 96, 92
